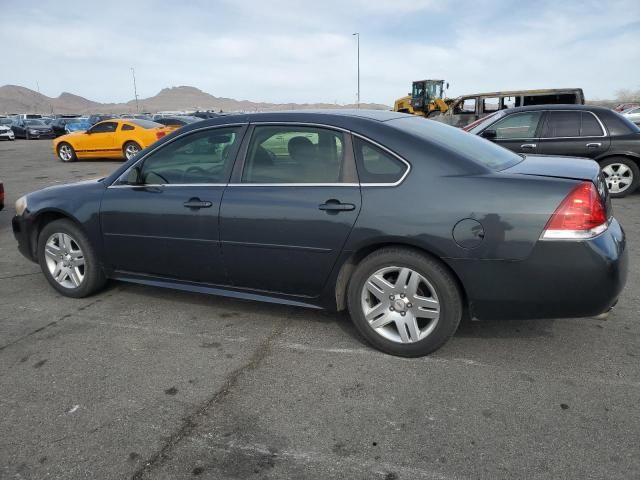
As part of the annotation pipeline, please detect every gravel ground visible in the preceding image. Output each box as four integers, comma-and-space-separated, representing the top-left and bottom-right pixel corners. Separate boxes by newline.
1, 139, 639, 480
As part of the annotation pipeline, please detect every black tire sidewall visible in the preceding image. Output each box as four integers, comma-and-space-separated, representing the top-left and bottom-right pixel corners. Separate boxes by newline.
347, 248, 462, 357
37, 219, 104, 298
600, 157, 640, 198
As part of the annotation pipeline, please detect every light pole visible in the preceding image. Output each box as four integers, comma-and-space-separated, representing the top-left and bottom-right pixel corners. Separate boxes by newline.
352, 32, 360, 108
130, 67, 139, 113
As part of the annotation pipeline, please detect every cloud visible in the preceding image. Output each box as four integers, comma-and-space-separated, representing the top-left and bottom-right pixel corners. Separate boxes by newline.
0, 0, 638, 105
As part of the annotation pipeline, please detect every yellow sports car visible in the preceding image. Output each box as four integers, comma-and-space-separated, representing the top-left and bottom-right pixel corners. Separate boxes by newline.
53, 119, 170, 162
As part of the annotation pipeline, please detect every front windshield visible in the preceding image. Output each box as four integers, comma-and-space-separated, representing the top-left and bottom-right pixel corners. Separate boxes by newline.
468, 110, 507, 134
25, 119, 45, 126
0, 118, 12, 125
391, 116, 523, 171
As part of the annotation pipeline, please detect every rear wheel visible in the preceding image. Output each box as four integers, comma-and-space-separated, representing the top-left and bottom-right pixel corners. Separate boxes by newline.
347, 248, 462, 357
123, 141, 141, 160
600, 157, 639, 197
57, 143, 77, 162
37, 219, 106, 298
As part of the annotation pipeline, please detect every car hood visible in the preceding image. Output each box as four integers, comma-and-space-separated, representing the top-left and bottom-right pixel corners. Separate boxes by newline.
25, 125, 52, 131
502, 154, 600, 183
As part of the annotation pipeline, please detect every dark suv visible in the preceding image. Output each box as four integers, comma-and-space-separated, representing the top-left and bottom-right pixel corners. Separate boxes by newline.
469, 105, 640, 197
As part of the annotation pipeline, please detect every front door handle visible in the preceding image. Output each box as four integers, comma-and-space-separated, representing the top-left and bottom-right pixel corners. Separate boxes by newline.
520, 143, 537, 150
586, 142, 602, 149
183, 198, 212, 209
319, 200, 356, 212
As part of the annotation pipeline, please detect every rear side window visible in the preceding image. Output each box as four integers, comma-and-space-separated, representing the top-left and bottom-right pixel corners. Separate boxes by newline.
580, 113, 604, 136
121, 124, 135, 131
543, 111, 581, 137
354, 139, 407, 184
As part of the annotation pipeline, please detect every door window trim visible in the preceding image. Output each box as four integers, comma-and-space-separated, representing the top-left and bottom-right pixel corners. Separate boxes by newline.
227, 122, 411, 187
107, 123, 248, 188
540, 110, 607, 139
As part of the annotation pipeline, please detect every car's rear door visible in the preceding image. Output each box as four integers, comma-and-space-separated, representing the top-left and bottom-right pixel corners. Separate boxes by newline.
219, 123, 361, 297
100, 125, 245, 284
537, 110, 610, 158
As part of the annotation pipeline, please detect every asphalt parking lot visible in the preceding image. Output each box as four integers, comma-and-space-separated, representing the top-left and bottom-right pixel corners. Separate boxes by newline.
1, 139, 639, 480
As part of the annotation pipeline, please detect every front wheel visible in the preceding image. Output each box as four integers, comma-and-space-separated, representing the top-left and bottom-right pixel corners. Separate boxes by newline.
600, 157, 639, 198
123, 141, 141, 160
57, 143, 77, 162
37, 219, 106, 298
347, 248, 462, 357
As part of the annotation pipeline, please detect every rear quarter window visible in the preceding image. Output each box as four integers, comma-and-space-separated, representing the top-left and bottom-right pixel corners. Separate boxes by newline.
354, 139, 407, 184
390, 116, 523, 171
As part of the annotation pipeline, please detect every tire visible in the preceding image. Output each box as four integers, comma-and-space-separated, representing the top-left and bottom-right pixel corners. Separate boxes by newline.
123, 141, 141, 160
37, 219, 106, 298
347, 247, 462, 357
600, 156, 639, 198
25, 132, 30, 140
57, 142, 77, 162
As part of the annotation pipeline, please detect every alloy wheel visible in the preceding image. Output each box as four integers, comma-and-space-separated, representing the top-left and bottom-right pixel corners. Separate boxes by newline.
59, 144, 73, 162
602, 163, 633, 194
44, 232, 85, 289
360, 266, 440, 344
125, 143, 140, 160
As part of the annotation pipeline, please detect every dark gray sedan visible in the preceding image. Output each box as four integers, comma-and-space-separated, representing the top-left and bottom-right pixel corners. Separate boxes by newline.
12, 111, 627, 356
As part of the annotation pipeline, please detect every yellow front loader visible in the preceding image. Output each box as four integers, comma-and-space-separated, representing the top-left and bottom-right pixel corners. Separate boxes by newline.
393, 79, 450, 117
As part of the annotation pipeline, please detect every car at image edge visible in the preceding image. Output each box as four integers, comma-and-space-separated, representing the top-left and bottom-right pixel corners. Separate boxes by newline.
13, 110, 628, 357
468, 104, 640, 197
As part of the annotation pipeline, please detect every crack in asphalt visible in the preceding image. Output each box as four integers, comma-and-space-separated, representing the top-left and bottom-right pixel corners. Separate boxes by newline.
0, 272, 41, 280
0, 291, 117, 352
130, 317, 292, 480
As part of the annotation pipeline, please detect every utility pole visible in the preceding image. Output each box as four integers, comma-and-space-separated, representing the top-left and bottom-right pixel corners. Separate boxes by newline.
131, 67, 139, 113
352, 33, 360, 108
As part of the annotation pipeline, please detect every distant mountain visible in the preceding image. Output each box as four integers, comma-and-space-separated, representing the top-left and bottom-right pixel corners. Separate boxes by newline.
0, 85, 389, 114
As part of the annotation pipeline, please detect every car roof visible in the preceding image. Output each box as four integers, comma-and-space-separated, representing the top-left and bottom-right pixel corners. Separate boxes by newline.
498, 104, 613, 114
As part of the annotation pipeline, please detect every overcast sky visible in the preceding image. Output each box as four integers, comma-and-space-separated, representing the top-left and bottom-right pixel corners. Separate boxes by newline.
1, 0, 638, 104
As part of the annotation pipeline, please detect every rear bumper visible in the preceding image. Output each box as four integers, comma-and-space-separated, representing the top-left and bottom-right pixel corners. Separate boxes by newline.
449, 218, 628, 320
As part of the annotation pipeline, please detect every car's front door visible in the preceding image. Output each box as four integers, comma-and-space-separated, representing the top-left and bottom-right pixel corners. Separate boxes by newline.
100, 125, 245, 284
219, 124, 361, 297
481, 111, 544, 154
76, 121, 119, 157
537, 110, 610, 158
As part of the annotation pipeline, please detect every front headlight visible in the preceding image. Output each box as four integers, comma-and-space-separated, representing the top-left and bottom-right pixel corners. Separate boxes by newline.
29, 129, 39, 134
15, 195, 27, 216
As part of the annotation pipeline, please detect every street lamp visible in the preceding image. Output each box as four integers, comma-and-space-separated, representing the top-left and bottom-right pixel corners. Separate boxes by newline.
131, 67, 139, 113
352, 33, 360, 108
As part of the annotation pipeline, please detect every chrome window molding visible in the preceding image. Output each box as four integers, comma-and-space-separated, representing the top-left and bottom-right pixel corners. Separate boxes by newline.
107, 121, 412, 189
486, 110, 607, 141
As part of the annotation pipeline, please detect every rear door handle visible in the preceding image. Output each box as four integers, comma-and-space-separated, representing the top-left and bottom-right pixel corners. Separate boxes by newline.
319, 200, 356, 212
183, 198, 212, 209
586, 143, 602, 149
520, 143, 537, 150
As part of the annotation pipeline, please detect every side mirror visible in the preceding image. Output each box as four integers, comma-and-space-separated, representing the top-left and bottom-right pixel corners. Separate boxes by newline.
481, 130, 497, 139
126, 166, 141, 185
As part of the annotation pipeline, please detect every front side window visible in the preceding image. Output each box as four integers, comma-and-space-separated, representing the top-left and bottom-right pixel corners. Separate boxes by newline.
242, 126, 346, 183
354, 139, 407, 184
488, 112, 543, 139
543, 111, 581, 138
89, 122, 118, 134
121, 127, 241, 185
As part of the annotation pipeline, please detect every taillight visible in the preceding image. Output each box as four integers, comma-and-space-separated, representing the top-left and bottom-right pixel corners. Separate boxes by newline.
156, 131, 166, 140
0, 183, 4, 205
541, 181, 608, 240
